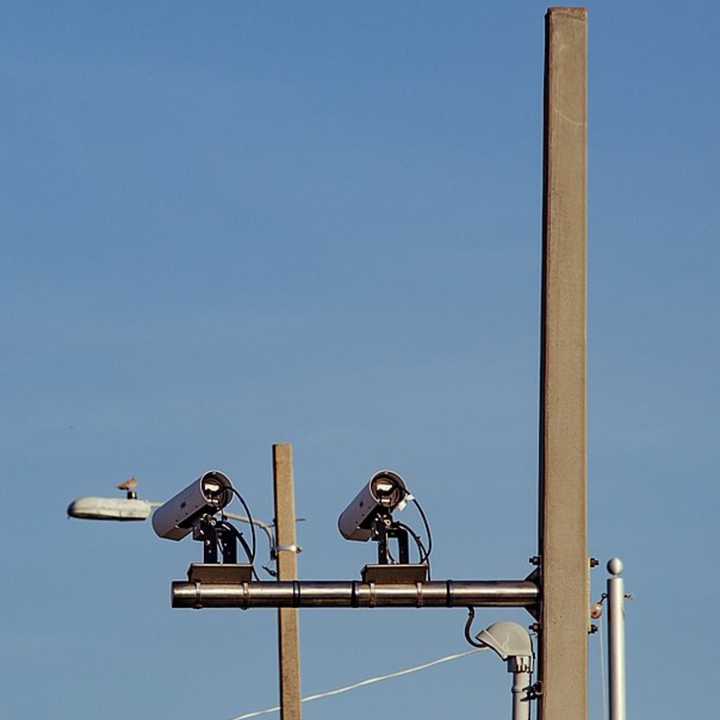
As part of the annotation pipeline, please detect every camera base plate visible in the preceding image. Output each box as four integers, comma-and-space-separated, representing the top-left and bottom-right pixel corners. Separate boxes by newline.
187, 563, 254, 584
361, 564, 429, 584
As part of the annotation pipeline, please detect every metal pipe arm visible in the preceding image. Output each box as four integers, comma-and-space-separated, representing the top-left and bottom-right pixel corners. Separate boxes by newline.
172, 579, 538, 610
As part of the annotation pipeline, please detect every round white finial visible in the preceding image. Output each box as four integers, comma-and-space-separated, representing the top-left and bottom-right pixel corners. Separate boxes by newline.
607, 557, 624, 576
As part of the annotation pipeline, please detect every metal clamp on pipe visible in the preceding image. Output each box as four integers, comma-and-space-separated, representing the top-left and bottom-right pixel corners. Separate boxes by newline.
275, 544, 302, 554
171, 579, 539, 611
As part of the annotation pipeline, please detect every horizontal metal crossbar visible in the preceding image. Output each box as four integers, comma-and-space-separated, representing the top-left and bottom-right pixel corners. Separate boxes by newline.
172, 579, 539, 610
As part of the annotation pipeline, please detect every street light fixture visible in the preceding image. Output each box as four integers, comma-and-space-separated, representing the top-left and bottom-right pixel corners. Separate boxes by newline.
468, 619, 534, 720
67, 495, 155, 521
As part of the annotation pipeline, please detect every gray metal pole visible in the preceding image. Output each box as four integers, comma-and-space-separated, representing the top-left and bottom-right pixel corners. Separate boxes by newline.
511, 669, 532, 720
607, 558, 626, 720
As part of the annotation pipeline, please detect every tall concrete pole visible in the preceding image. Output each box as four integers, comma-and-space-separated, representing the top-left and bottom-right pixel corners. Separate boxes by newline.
537, 7, 589, 720
272, 443, 302, 720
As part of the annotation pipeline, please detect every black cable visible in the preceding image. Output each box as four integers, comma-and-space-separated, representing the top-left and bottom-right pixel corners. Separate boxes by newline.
217, 521, 251, 561
235, 531, 255, 567
464, 607, 485, 648
218, 521, 261, 581
411, 497, 433, 560
395, 521, 432, 579
396, 522, 428, 562
224, 487, 257, 565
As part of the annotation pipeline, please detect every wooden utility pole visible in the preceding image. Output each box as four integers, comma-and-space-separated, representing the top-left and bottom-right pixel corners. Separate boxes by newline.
272, 443, 302, 720
537, 7, 589, 720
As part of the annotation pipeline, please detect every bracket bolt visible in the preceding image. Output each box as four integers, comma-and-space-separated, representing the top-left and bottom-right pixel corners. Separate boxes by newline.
589, 557, 599, 568
589, 624, 599, 634
529, 555, 541, 566
529, 622, 541, 633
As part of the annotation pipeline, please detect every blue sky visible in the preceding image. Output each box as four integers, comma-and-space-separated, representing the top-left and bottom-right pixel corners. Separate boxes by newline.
1, 2, 718, 719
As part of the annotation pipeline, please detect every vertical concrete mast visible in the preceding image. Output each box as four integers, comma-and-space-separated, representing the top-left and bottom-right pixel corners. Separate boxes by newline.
537, 8, 589, 720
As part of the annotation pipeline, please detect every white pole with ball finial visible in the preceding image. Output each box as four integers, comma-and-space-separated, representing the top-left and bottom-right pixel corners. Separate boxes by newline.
607, 558, 627, 720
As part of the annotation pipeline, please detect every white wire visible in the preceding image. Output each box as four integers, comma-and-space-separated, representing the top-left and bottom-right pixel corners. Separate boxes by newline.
227, 648, 485, 720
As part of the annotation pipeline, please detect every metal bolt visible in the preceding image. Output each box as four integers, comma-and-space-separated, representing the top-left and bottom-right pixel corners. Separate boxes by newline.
529, 622, 541, 633
589, 557, 599, 568
529, 556, 541, 566
588, 624, 598, 634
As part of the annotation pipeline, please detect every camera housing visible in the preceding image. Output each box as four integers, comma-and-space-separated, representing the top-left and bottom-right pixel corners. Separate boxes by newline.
338, 470, 409, 542
152, 471, 233, 541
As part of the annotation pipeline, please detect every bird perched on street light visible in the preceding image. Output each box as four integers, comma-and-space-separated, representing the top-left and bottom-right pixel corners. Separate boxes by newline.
116, 477, 138, 499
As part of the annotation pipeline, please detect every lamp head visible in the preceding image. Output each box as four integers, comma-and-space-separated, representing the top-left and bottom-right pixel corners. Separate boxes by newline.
475, 622, 534, 671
